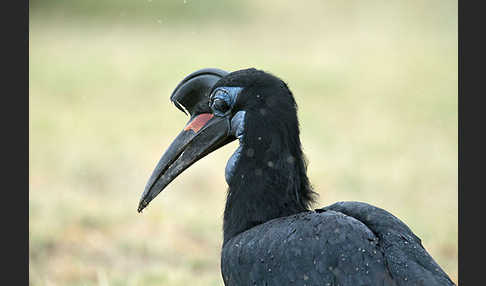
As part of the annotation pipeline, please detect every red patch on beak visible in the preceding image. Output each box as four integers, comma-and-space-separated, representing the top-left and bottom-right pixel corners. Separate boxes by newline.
184, 113, 214, 133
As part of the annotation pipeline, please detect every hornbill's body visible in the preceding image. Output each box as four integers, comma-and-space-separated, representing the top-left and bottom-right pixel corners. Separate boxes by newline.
138, 68, 455, 286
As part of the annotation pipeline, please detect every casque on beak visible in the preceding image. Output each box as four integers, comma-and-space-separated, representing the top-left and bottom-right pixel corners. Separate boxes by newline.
138, 68, 234, 212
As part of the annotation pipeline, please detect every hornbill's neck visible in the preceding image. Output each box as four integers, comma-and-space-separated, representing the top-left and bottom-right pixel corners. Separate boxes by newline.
223, 99, 316, 244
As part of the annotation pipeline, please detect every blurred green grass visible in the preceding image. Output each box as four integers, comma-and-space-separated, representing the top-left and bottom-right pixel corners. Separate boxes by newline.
30, 1, 457, 285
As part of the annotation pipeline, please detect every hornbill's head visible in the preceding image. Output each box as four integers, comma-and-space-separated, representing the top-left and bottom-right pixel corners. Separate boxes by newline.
138, 68, 302, 213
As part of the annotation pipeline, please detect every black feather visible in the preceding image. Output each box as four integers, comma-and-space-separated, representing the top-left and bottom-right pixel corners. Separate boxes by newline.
215, 68, 455, 286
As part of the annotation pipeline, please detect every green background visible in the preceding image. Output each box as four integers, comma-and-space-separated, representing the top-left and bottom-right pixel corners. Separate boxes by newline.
30, 1, 458, 285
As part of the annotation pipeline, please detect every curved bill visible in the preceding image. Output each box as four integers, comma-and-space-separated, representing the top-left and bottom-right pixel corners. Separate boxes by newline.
138, 113, 235, 212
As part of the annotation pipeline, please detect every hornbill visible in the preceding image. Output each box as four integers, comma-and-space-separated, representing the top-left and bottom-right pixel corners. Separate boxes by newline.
137, 68, 455, 286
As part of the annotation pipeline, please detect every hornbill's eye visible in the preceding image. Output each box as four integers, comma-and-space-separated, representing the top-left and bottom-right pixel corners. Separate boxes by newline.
211, 98, 230, 114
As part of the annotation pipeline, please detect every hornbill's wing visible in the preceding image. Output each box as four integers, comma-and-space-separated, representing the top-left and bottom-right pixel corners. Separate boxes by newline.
322, 201, 455, 286
221, 201, 455, 286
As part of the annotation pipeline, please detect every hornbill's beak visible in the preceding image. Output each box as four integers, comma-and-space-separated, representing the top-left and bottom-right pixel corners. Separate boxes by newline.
138, 68, 232, 213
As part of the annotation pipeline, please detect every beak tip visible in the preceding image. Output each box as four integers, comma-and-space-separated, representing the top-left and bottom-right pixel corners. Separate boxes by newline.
137, 199, 149, 213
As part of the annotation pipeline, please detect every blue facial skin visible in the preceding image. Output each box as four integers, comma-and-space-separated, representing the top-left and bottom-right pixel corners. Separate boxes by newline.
225, 111, 246, 184
209, 87, 246, 184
